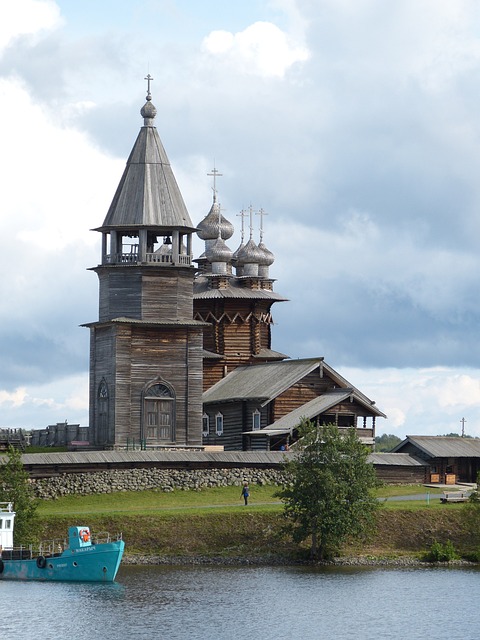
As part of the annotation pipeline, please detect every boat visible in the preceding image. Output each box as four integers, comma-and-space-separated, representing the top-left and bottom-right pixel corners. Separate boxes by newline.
0, 502, 124, 582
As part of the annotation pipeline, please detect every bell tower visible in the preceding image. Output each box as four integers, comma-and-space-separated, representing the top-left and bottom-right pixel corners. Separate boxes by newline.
85, 77, 206, 449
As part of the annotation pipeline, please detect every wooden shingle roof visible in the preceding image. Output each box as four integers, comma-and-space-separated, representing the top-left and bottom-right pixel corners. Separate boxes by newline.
203, 358, 325, 404
244, 390, 383, 436
96, 99, 195, 233
194, 277, 288, 301
393, 435, 480, 458
203, 357, 386, 418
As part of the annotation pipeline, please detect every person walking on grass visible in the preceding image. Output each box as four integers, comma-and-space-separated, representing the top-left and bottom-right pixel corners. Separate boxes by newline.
241, 482, 249, 506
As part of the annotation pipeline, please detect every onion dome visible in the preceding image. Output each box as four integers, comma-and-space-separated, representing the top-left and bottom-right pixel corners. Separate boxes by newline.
236, 238, 264, 277
140, 98, 157, 122
205, 237, 233, 263
235, 238, 264, 266
205, 237, 233, 275
257, 241, 275, 266
232, 241, 245, 273
197, 197, 234, 241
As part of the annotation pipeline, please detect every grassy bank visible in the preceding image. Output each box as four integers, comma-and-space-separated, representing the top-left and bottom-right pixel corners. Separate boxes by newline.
34, 485, 475, 560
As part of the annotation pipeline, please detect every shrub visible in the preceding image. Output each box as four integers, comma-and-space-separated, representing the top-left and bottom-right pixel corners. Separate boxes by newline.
423, 539, 458, 562
461, 549, 480, 563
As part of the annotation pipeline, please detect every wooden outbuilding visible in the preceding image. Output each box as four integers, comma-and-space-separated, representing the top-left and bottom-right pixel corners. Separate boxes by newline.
392, 436, 480, 484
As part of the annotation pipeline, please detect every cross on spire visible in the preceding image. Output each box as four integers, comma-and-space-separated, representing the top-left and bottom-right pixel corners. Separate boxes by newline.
256, 207, 268, 243
237, 209, 247, 242
207, 164, 223, 202
145, 73, 154, 100
248, 204, 255, 239
460, 417, 467, 437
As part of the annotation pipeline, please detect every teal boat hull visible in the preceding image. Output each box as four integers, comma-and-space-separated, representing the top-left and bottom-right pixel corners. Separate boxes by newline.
0, 539, 124, 582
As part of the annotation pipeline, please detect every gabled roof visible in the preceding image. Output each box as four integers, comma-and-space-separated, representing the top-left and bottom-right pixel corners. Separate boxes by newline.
392, 435, 480, 458
368, 452, 428, 467
203, 358, 325, 405
96, 99, 195, 233
244, 389, 384, 435
203, 357, 385, 417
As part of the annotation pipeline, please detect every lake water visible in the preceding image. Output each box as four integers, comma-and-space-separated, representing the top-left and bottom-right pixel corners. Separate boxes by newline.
2, 564, 479, 639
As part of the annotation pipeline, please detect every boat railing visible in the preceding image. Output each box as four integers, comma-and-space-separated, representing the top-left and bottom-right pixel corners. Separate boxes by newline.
39, 538, 67, 557
2, 539, 67, 559
91, 531, 123, 545
0, 546, 35, 560
0, 532, 122, 559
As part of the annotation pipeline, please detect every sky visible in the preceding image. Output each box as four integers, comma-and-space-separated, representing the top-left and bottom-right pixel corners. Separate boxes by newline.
2, 0, 480, 438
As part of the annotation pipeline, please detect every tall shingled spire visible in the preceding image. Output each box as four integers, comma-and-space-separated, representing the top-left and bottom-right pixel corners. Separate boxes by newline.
97, 79, 195, 233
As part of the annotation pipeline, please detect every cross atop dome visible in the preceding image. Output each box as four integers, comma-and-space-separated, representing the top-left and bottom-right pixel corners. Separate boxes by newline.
256, 208, 268, 243
207, 165, 223, 203
144, 73, 154, 100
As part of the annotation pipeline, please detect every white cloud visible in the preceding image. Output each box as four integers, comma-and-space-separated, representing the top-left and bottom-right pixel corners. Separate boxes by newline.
0, 374, 89, 429
0, 388, 29, 408
0, 0, 62, 55
1, 0, 480, 440
0, 78, 122, 253
341, 366, 480, 438
202, 21, 309, 77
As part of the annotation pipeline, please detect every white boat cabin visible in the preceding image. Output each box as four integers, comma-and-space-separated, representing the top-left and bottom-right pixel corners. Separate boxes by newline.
0, 503, 15, 549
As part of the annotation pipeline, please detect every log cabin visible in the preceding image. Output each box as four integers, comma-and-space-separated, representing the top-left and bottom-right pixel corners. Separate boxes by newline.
392, 436, 480, 484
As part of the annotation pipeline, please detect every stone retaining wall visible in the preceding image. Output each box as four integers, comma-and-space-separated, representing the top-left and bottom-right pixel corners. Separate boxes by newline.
32, 468, 289, 499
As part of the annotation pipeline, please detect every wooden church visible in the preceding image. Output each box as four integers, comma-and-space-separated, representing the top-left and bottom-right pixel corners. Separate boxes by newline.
85, 81, 385, 450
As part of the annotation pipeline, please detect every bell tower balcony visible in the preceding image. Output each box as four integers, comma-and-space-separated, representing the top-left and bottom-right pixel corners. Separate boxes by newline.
99, 228, 194, 268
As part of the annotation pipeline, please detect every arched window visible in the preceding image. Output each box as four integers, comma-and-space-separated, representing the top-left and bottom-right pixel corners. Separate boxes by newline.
143, 382, 175, 443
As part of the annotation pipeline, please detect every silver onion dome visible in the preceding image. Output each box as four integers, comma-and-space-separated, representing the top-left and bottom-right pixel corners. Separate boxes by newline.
205, 236, 233, 263
197, 199, 234, 241
257, 241, 275, 266
235, 238, 264, 266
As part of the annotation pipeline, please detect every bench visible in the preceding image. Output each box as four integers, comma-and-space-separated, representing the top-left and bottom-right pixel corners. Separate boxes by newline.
440, 491, 469, 503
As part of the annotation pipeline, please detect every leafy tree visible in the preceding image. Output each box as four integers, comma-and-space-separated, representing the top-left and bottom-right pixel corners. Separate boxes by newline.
276, 421, 380, 560
374, 433, 402, 452
0, 446, 38, 544
462, 471, 480, 550
441, 432, 476, 438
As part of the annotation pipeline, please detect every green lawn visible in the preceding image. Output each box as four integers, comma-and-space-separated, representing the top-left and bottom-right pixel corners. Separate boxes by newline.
38, 484, 281, 516
37, 484, 453, 517
377, 484, 446, 497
